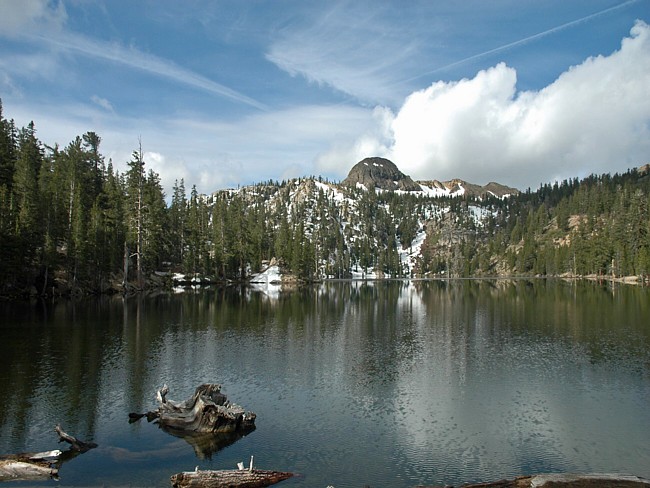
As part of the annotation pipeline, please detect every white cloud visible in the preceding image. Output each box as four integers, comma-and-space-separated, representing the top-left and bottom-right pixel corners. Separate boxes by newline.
0, 0, 67, 37
90, 95, 114, 113
328, 20, 650, 189
34, 31, 268, 111
5, 17, 649, 197
0, 1, 265, 111
6, 94, 375, 197
315, 106, 394, 175
265, 3, 423, 106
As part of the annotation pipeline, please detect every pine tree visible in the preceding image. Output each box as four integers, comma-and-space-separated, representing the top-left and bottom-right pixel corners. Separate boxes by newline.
142, 169, 167, 272
82, 131, 104, 195
124, 143, 146, 285
12, 122, 43, 258
184, 185, 203, 275
169, 179, 187, 266
0, 100, 16, 194
102, 162, 127, 273
0, 104, 19, 286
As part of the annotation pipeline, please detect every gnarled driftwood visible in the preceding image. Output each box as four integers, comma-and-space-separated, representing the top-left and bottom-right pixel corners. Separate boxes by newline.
55, 424, 98, 452
130, 384, 256, 434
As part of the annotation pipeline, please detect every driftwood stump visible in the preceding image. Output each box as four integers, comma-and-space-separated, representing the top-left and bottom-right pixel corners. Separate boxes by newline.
131, 384, 256, 434
170, 468, 294, 488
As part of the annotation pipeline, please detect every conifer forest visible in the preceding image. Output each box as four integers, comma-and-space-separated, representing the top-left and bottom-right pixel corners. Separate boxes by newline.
1, 100, 648, 298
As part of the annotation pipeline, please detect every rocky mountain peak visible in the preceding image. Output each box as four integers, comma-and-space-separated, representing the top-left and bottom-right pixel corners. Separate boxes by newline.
341, 157, 422, 192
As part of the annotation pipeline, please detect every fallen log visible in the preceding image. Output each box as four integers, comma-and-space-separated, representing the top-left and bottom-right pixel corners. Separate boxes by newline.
0, 425, 96, 482
0, 459, 58, 482
130, 384, 256, 434
417, 473, 650, 488
170, 468, 294, 488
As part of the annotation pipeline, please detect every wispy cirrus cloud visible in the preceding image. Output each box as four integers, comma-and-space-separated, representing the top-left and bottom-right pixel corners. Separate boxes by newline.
265, 2, 425, 106
32, 31, 268, 111
0, 0, 266, 111
400, 0, 644, 83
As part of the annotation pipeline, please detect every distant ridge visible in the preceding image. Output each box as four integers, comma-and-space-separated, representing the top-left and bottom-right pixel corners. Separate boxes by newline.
417, 178, 519, 198
341, 156, 519, 197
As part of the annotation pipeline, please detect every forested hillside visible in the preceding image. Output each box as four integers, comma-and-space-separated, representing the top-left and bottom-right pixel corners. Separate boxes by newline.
1, 101, 648, 298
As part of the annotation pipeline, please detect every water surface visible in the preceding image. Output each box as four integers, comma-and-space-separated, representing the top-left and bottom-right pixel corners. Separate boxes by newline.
0, 280, 649, 487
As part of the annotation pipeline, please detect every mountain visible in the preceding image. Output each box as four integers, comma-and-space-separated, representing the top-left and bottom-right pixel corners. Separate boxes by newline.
209, 157, 527, 281
341, 157, 421, 191
228, 158, 649, 283
417, 178, 519, 198
341, 156, 519, 198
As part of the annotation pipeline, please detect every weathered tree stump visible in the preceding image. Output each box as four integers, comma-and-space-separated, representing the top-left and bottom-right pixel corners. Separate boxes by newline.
131, 384, 256, 434
170, 468, 294, 488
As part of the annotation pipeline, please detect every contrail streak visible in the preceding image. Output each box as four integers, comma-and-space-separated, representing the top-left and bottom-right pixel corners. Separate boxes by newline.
402, 0, 642, 84
33, 31, 268, 111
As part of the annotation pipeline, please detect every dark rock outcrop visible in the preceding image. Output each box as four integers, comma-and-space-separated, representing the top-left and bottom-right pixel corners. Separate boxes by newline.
341, 157, 519, 197
342, 157, 422, 192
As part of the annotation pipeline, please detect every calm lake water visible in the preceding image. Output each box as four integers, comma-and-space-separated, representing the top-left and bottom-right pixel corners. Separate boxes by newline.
0, 280, 649, 488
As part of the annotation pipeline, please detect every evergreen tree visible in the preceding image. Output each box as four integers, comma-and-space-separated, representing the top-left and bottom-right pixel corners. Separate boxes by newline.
101, 162, 127, 273
0, 100, 16, 194
124, 144, 146, 285
169, 179, 187, 266
142, 169, 167, 271
184, 185, 207, 275
12, 122, 43, 258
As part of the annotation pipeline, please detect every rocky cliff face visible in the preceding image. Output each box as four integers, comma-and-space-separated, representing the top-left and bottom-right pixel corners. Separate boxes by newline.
341, 157, 422, 192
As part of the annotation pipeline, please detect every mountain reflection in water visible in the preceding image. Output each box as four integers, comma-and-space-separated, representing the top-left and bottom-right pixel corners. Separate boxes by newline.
0, 279, 648, 488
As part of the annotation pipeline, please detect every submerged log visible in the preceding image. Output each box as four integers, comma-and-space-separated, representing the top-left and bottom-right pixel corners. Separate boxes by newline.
417, 473, 650, 488
170, 468, 294, 488
131, 384, 256, 434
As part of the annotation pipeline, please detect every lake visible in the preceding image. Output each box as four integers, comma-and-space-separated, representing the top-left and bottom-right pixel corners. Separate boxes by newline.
0, 279, 649, 487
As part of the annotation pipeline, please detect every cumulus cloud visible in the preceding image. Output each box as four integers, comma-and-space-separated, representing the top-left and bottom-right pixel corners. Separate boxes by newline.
315, 106, 394, 175
326, 21, 650, 189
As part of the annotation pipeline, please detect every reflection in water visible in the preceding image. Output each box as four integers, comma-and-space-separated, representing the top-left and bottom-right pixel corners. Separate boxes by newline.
0, 280, 648, 487
160, 425, 256, 460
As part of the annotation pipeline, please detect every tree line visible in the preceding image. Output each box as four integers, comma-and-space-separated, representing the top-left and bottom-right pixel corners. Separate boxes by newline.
1, 99, 649, 298
1, 101, 168, 295
420, 170, 650, 279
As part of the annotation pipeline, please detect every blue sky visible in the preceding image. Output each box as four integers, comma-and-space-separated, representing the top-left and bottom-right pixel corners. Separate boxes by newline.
1, 0, 649, 195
